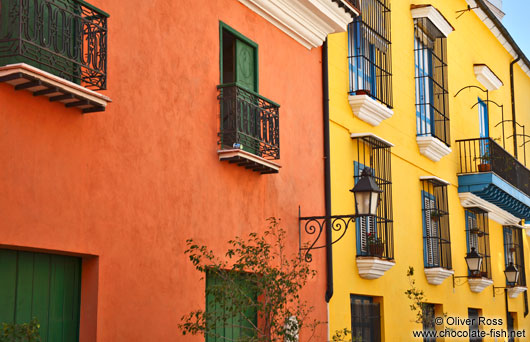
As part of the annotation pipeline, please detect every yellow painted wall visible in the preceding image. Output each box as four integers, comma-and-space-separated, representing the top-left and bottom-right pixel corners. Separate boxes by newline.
327, 0, 530, 340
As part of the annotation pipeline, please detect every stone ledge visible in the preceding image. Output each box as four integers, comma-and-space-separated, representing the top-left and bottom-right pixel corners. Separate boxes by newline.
508, 286, 527, 298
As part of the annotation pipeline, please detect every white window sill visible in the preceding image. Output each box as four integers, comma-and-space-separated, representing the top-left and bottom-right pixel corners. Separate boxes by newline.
416, 135, 452, 162
424, 267, 454, 285
348, 94, 393, 126
356, 256, 395, 279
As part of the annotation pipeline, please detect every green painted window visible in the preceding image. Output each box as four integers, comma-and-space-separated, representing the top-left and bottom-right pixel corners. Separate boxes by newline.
0, 249, 82, 342
205, 271, 257, 342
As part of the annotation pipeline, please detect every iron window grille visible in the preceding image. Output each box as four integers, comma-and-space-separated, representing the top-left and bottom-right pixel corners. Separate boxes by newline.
350, 295, 381, 342
456, 138, 530, 198
352, 135, 393, 260
468, 308, 482, 342
414, 17, 450, 146
503, 226, 526, 287
421, 178, 452, 269
348, 0, 392, 108
0, 0, 108, 90
465, 208, 491, 279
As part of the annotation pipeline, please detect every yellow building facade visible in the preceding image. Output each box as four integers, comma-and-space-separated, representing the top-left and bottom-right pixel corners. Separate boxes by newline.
327, 0, 530, 340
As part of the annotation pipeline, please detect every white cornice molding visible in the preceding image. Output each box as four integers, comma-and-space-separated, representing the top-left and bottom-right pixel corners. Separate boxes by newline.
458, 192, 520, 225
420, 176, 450, 185
508, 286, 526, 298
348, 94, 394, 126
350, 132, 394, 147
416, 136, 452, 162
474, 64, 503, 91
466, 0, 530, 78
238, 0, 354, 49
411, 5, 454, 38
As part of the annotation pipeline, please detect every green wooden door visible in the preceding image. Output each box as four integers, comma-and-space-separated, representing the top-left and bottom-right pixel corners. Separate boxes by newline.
0, 249, 82, 342
205, 272, 257, 342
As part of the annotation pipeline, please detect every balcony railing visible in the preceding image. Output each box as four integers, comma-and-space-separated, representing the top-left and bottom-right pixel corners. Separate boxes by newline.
217, 83, 280, 160
456, 137, 530, 197
0, 0, 108, 90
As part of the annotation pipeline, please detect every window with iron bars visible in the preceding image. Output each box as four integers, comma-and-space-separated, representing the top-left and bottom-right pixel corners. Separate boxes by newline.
503, 226, 526, 287
352, 135, 393, 260
348, 0, 392, 108
465, 209, 491, 278
420, 179, 452, 269
414, 17, 450, 146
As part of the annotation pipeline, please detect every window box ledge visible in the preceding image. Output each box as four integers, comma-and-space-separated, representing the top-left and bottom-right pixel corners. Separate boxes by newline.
508, 286, 527, 298
474, 64, 503, 91
468, 277, 493, 293
0, 63, 111, 113
218, 149, 281, 174
416, 136, 452, 162
348, 94, 394, 126
424, 267, 454, 285
356, 257, 395, 279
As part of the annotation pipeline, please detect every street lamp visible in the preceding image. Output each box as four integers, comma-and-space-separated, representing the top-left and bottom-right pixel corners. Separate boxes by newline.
299, 167, 384, 263
504, 262, 519, 285
465, 247, 483, 276
453, 247, 484, 289
493, 262, 520, 297
350, 167, 383, 216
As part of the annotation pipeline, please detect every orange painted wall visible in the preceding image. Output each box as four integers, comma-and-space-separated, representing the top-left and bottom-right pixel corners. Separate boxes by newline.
0, 0, 327, 341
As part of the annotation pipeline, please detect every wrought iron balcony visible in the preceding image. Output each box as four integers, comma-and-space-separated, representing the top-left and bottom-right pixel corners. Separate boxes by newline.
0, 0, 108, 90
217, 83, 280, 166
457, 137, 530, 221
457, 138, 530, 197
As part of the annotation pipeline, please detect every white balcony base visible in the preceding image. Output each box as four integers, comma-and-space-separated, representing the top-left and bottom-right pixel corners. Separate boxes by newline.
474, 64, 503, 91
218, 149, 281, 174
0, 63, 111, 113
348, 95, 393, 126
416, 135, 452, 162
508, 286, 527, 298
468, 277, 493, 293
424, 267, 454, 285
356, 257, 395, 279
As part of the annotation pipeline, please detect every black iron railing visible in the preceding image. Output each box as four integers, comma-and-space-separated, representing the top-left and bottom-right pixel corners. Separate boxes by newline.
0, 0, 108, 90
348, 0, 393, 108
218, 83, 280, 160
456, 137, 530, 197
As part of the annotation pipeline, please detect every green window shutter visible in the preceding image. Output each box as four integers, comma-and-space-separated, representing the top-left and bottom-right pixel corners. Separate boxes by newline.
0, 249, 82, 342
235, 39, 256, 92
205, 271, 257, 342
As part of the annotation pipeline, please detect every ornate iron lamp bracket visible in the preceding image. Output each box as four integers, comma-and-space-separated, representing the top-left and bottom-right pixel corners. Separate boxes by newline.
298, 206, 360, 262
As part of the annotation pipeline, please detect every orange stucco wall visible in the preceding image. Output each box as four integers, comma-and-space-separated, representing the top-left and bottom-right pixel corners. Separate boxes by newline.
0, 0, 327, 341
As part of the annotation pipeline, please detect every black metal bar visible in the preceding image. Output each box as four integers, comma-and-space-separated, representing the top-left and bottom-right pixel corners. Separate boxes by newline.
33, 87, 60, 96
50, 94, 75, 102
510, 57, 521, 159
65, 100, 90, 108
0, 73, 24, 83
82, 106, 105, 114
14, 80, 41, 90
322, 38, 333, 303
